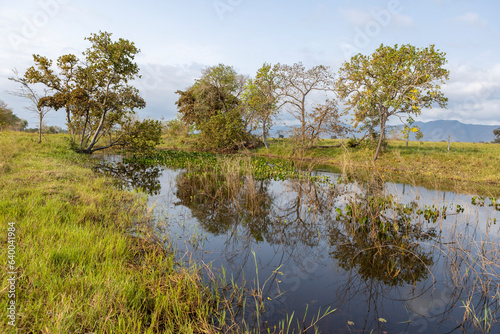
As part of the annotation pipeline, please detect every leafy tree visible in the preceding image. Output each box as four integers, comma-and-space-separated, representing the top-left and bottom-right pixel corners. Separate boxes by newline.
241, 63, 282, 149
0, 100, 27, 131
175, 64, 251, 150
401, 116, 423, 146
336, 44, 449, 160
163, 117, 190, 138
197, 109, 248, 149
273, 62, 341, 147
23, 31, 161, 153
494, 128, 500, 143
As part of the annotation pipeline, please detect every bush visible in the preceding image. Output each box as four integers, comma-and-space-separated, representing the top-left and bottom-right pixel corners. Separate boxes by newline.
163, 118, 189, 138
197, 110, 249, 150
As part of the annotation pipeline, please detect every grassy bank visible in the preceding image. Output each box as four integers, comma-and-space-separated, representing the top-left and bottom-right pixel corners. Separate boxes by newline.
258, 138, 500, 196
0, 132, 221, 333
158, 135, 500, 197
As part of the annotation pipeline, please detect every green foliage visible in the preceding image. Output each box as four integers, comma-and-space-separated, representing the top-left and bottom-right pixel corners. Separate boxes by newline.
494, 128, 500, 143
175, 64, 252, 150
197, 109, 249, 150
336, 44, 449, 160
121, 118, 163, 153
401, 116, 423, 141
24, 31, 153, 154
163, 117, 189, 137
0, 100, 26, 131
241, 63, 281, 149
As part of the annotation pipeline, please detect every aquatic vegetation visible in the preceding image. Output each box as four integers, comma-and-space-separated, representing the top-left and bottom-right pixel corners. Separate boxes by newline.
124, 149, 333, 183
104, 148, 500, 332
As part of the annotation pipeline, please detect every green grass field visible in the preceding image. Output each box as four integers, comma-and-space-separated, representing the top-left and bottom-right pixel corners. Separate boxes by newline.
0, 132, 223, 333
255, 138, 500, 196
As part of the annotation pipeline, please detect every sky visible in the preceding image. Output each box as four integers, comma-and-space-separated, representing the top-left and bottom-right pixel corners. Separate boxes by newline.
1, 0, 499, 128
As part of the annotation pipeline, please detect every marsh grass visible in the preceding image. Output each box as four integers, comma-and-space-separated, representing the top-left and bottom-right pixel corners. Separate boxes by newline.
126, 139, 500, 332
256, 138, 500, 196
0, 132, 234, 333
159, 132, 500, 196
0, 132, 339, 334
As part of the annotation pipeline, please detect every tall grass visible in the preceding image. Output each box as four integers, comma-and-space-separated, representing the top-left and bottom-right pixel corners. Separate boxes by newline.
0, 132, 337, 333
0, 132, 222, 333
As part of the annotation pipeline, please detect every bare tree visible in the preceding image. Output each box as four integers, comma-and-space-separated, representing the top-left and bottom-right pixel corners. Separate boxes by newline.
304, 99, 350, 147
9, 69, 51, 143
273, 62, 339, 147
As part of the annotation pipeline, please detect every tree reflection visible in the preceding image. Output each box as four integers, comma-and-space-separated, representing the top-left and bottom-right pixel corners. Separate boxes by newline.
174, 167, 441, 288
94, 161, 163, 195
328, 183, 438, 286
264, 177, 339, 248
97, 155, 500, 332
174, 171, 274, 239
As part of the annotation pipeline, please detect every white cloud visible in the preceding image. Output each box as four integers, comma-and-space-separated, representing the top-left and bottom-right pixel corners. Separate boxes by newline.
454, 12, 488, 27
393, 13, 414, 27
341, 9, 373, 26
341, 7, 413, 29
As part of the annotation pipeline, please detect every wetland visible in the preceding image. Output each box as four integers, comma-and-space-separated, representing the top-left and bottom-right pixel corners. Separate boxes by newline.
96, 150, 500, 333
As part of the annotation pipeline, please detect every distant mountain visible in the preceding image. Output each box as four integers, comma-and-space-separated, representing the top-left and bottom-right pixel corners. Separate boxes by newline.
269, 120, 500, 143
389, 120, 499, 143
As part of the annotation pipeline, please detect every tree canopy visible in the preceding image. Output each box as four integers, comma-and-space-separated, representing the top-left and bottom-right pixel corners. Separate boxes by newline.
0, 100, 27, 131
175, 64, 254, 150
494, 128, 500, 143
336, 44, 449, 160
241, 63, 282, 149
22, 31, 161, 153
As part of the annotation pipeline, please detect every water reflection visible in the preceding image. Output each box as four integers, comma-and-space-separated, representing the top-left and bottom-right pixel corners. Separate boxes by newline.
175, 171, 274, 239
95, 156, 500, 333
94, 161, 163, 195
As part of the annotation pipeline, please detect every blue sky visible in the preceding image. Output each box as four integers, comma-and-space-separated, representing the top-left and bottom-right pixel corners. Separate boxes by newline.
1, 0, 499, 128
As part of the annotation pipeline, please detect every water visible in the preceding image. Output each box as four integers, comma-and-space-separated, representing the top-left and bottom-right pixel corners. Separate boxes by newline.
95, 157, 500, 333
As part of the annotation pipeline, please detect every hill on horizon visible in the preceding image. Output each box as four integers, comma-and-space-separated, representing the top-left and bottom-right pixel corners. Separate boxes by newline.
269, 120, 499, 143
388, 120, 499, 143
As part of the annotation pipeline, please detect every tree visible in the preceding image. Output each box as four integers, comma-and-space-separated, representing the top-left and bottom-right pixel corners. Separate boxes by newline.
273, 62, 340, 147
241, 63, 282, 149
175, 64, 252, 150
494, 128, 500, 143
23, 31, 161, 153
0, 100, 27, 131
336, 44, 449, 160
9, 69, 51, 143
401, 116, 423, 147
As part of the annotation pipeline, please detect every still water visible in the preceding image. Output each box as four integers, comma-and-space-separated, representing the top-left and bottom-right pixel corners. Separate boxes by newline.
96, 157, 500, 333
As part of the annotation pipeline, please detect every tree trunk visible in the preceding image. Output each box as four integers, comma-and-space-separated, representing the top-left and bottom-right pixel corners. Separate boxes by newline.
65, 107, 71, 134
373, 114, 386, 161
38, 109, 42, 143
262, 118, 269, 149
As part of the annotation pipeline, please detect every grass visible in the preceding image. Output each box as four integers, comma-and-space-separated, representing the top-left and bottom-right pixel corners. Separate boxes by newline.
0, 131, 222, 333
3, 131, 497, 332
256, 138, 500, 194
0, 131, 338, 333
158, 134, 500, 196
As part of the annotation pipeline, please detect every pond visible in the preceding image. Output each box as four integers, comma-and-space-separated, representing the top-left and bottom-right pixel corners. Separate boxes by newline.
95, 152, 500, 333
